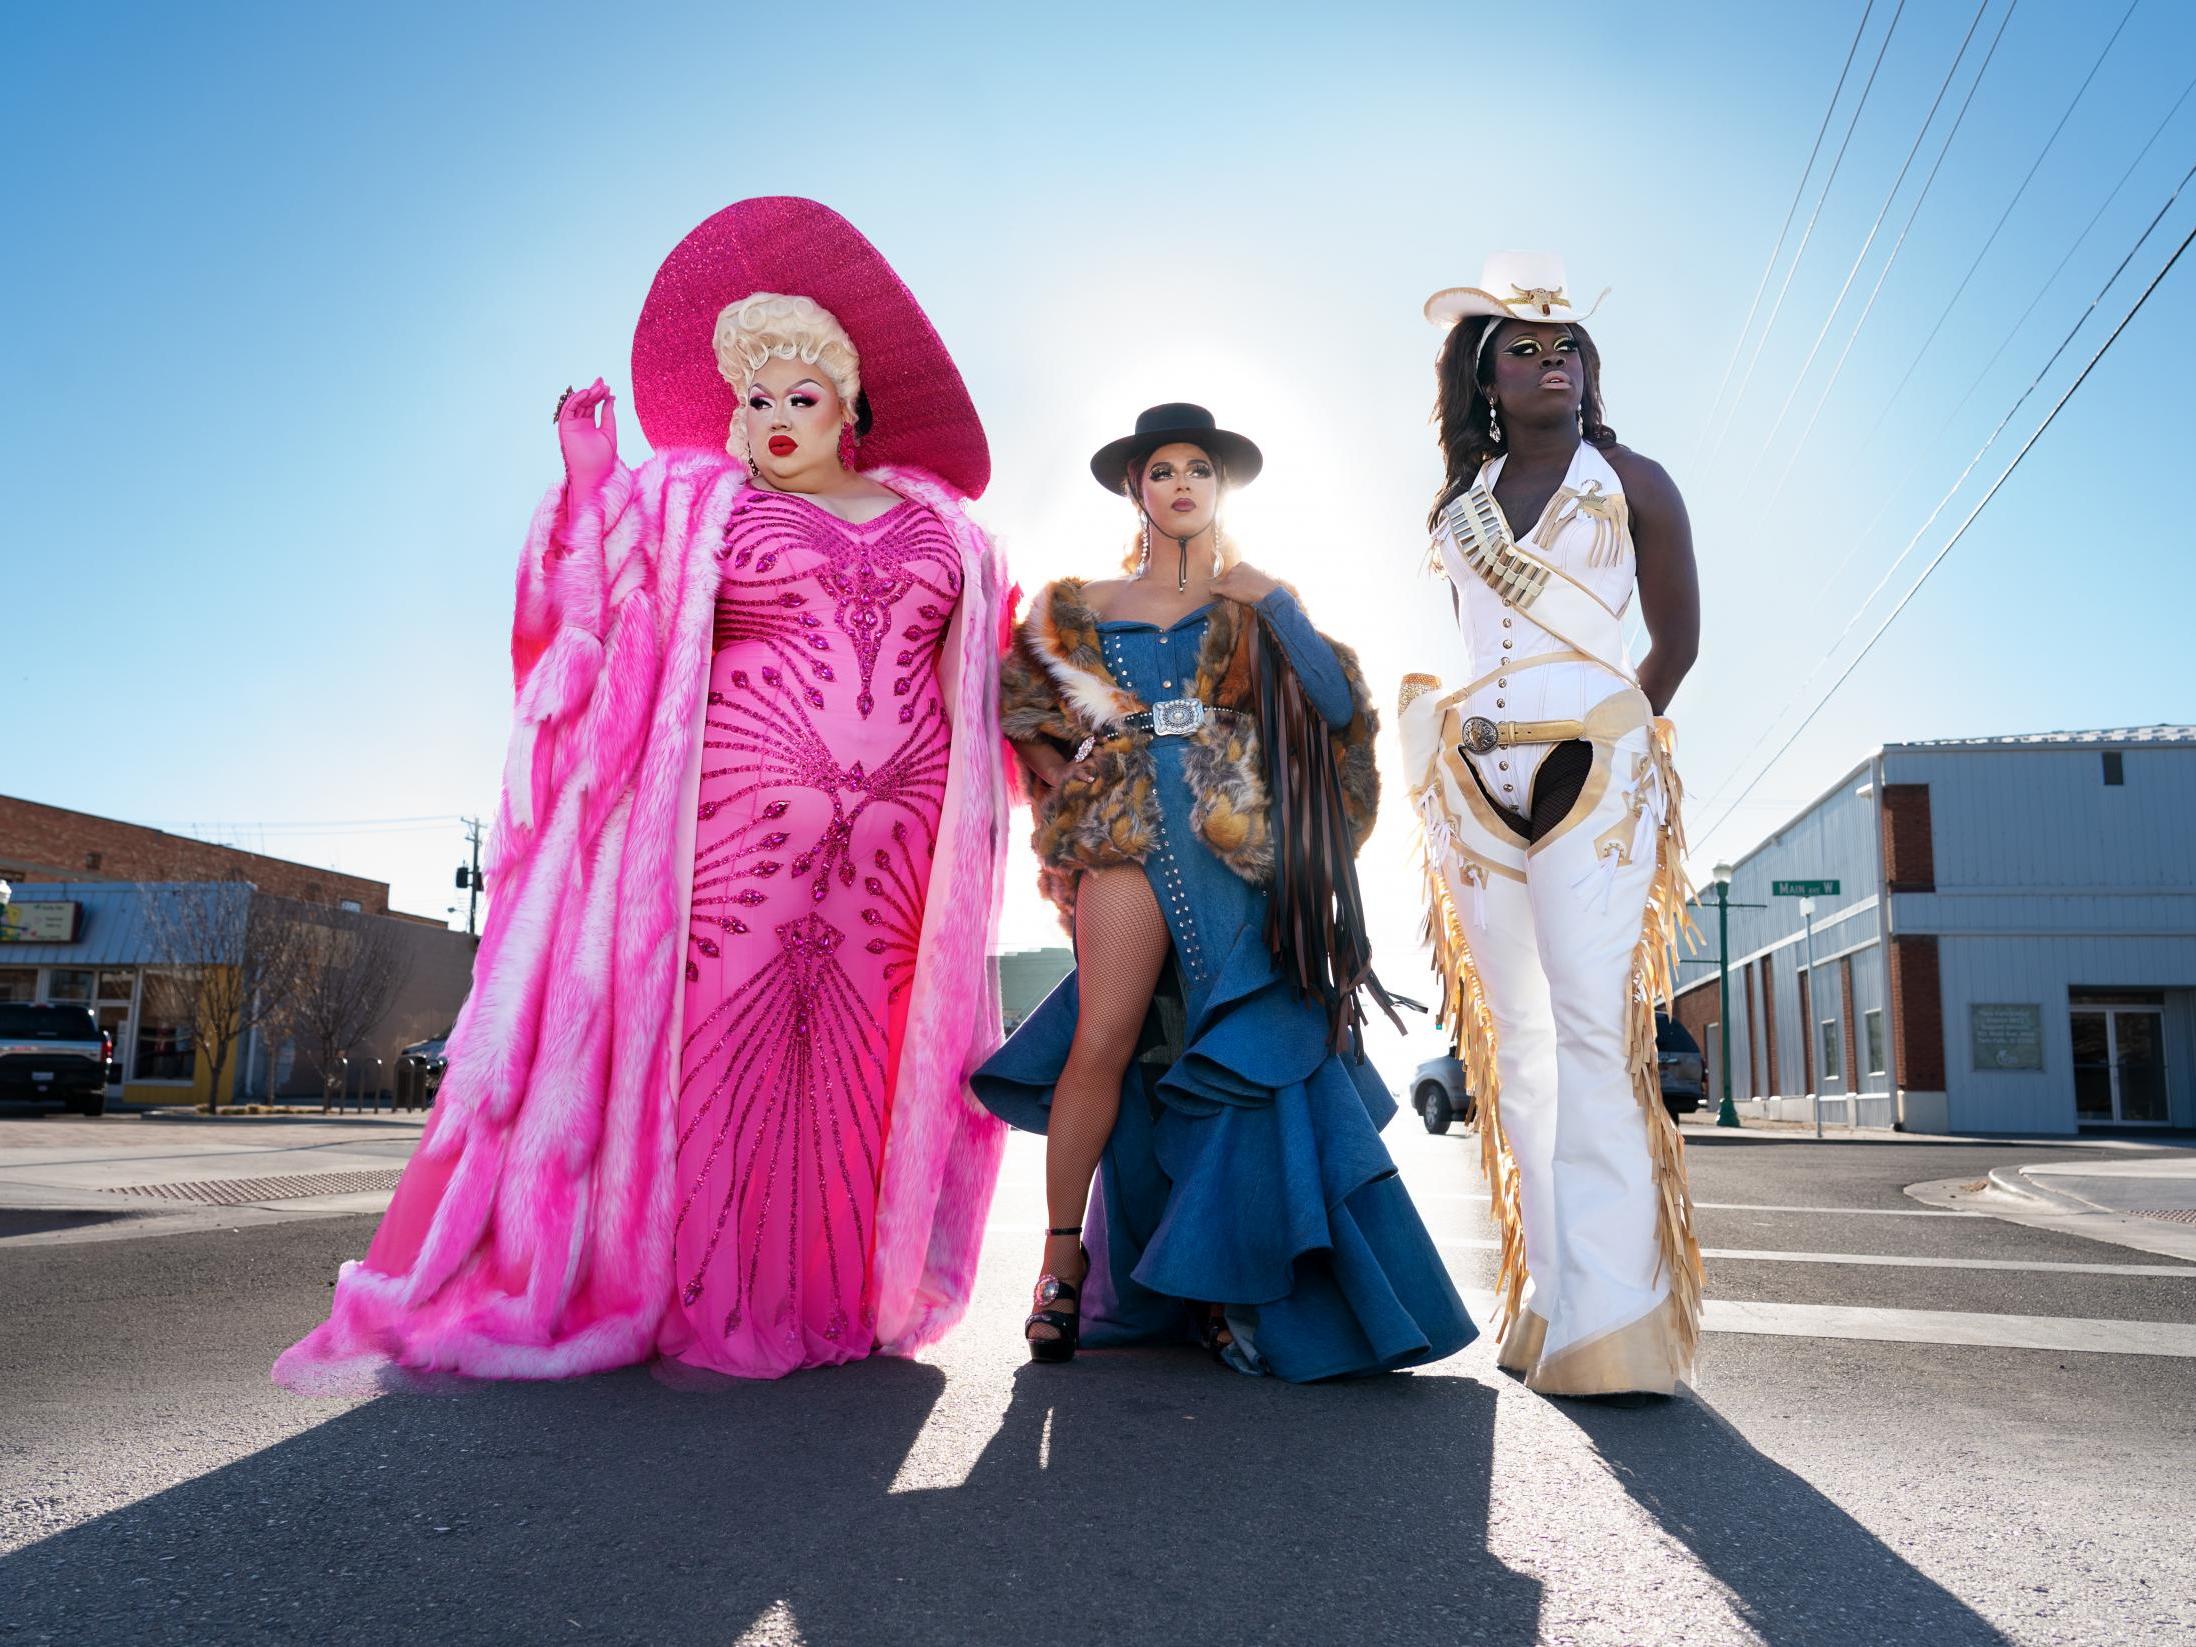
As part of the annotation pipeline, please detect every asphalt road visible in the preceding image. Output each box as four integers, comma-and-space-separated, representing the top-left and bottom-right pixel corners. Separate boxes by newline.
3, 1111, 2192, 1647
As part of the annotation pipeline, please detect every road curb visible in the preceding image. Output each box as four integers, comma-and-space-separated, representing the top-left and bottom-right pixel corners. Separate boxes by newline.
135, 1107, 430, 1127
1909, 1173, 2196, 1265
1984, 1165, 2108, 1215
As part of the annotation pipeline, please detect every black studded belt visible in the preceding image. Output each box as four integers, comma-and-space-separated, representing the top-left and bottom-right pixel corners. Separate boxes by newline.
1075, 698, 1245, 761
1126, 698, 1246, 737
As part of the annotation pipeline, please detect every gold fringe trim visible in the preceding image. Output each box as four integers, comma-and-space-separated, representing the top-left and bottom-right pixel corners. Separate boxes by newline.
1412, 715, 1702, 1362
1415, 810, 1529, 1337
1629, 717, 1705, 1371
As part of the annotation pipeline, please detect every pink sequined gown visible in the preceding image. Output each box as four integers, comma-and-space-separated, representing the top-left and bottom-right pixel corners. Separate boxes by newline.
658, 489, 961, 1378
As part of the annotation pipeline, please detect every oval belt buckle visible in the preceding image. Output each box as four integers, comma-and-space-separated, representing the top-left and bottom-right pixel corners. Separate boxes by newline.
1459, 715, 1501, 756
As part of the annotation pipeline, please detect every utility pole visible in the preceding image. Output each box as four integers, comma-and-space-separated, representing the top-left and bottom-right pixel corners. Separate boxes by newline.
457, 818, 485, 936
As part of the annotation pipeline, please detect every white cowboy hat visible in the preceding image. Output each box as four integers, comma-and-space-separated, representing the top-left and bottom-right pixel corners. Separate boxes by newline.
1423, 251, 1609, 328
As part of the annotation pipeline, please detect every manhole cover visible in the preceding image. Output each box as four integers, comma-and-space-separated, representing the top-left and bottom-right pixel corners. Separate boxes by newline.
102, 1167, 405, 1206
2134, 1208, 2196, 1225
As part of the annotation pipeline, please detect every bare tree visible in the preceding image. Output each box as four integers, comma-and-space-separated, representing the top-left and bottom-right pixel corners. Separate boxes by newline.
141, 885, 312, 1113
281, 906, 414, 1107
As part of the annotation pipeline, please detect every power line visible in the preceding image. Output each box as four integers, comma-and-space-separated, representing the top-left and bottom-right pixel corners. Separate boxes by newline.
1696, 209, 2196, 845
175, 822, 460, 839
1701, 154, 2196, 831
145, 813, 459, 830
1745, 0, 1993, 469
1762, 0, 2019, 507
1706, 0, 1910, 459
1868, 0, 2141, 438
1694, 0, 1878, 459
1802, 62, 2196, 607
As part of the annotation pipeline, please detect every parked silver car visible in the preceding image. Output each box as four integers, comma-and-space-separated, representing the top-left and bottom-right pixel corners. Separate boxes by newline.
1415, 1017, 1704, 1134
1656, 1012, 1705, 1119
1409, 1055, 1475, 1135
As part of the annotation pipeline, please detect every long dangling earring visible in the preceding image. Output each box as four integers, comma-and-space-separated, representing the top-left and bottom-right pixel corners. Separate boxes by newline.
1487, 397, 1503, 445
1136, 516, 1152, 577
837, 422, 859, 470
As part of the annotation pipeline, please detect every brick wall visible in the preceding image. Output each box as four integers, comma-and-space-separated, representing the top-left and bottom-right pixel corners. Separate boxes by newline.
0, 794, 389, 913
1672, 974, 1719, 1068
1889, 933, 1945, 1090
1881, 783, 1936, 892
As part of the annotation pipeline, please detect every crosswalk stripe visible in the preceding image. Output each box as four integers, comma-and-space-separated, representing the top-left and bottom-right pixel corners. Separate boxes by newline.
1433, 1236, 2195, 1278
1451, 1291, 2196, 1358
1700, 1300, 2196, 1358
1411, 1191, 1989, 1217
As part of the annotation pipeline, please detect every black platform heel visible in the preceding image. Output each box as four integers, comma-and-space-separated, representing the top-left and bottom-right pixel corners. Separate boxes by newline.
1197, 1303, 1235, 1363
1026, 1224, 1087, 1365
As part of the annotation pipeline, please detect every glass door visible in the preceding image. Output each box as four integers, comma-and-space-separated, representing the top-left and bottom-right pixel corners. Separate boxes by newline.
2113, 1010, 2168, 1123
2071, 999, 2170, 1125
2071, 1011, 2113, 1122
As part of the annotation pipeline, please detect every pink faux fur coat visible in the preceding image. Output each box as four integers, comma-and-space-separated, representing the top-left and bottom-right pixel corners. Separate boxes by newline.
274, 454, 1012, 1392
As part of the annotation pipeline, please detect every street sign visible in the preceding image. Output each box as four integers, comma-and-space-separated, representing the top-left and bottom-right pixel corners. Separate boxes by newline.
1772, 879, 1840, 897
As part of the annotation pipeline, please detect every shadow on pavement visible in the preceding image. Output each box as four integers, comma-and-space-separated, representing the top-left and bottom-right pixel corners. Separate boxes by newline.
1566, 1393, 2014, 1645
0, 1352, 1539, 1646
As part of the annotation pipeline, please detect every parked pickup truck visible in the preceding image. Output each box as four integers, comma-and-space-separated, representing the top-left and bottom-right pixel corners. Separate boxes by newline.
0, 1003, 117, 1116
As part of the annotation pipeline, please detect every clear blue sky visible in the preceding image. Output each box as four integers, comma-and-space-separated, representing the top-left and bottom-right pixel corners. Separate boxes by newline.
9, 1, 2193, 964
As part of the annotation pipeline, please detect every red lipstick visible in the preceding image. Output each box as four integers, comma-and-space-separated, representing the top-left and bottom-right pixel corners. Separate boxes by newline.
767, 435, 799, 457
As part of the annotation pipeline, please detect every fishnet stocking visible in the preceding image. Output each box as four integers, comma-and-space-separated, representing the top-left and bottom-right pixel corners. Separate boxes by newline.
1527, 740, 1594, 840
1466, 738, 1596, 843
1030, 866, 1172, 1339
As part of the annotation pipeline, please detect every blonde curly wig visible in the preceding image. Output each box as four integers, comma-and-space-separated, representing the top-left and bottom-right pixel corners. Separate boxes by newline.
712, 291, 862, 460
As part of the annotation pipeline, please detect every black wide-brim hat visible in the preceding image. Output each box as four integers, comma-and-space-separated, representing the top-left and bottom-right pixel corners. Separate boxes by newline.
1089, 403, 1264, 494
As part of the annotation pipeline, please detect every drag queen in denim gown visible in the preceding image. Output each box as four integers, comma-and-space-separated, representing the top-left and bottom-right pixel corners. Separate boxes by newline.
977, 403, 1473, 1380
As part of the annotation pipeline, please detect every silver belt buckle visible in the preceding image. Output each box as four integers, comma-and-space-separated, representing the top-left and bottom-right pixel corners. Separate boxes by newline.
1459, 715, 1500, 755
1150, 698, 1207, 737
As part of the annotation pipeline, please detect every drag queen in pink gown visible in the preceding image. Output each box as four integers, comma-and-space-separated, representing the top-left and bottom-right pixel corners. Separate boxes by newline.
275, 198, 1013, 1389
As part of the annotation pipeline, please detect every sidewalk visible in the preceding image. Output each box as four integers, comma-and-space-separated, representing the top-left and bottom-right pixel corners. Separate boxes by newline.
1682, 1116, 2195, 1150
1910, 1152, 2196, 1263
1997, 1156, 2196, 1217
0, 1110, 426, 1245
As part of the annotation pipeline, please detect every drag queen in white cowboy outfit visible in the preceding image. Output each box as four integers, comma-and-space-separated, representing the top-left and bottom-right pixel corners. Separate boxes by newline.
1401, 253, 1704, 1398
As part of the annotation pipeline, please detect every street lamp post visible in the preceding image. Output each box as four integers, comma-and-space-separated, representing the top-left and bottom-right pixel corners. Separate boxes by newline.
1711, 862, 1739, 1128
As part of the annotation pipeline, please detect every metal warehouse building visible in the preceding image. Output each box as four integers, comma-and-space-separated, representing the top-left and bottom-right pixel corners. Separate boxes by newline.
1671, 727, 2195, 1136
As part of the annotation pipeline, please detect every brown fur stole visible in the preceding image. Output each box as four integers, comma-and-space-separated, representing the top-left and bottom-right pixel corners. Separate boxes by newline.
1001, 578, 1378, 923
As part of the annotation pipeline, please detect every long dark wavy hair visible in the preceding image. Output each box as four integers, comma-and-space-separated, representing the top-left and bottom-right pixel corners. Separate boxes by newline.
1426, 317, 1618, 534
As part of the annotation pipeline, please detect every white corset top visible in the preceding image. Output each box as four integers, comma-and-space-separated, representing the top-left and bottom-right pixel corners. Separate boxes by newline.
1441, 440, 1638, 816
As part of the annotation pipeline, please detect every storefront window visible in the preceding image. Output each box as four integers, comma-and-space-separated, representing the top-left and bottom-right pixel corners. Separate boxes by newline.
48, 969, 95, 1002
1864, 1009, 1886, 1079
1819, 1018, 1843, 1085
0, 968, 35, 1003
96, 970, 136, 1003
134, 972, 197, 1081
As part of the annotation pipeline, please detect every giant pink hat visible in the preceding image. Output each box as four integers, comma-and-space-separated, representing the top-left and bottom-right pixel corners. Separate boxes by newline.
630, 196, 990, 499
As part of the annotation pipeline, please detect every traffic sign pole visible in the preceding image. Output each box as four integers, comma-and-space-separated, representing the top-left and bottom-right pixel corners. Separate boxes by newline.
1715, 879, 1738, 1128
1801, 896, 1822, 1140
